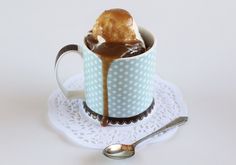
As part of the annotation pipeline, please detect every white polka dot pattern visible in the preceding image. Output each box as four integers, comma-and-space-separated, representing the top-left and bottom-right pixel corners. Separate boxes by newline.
108, 54, 156, 117
83, 52, 103, 114
83, 47, 157, 117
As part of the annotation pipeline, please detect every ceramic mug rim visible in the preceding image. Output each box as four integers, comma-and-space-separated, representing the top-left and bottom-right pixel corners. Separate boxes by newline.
83, 26, 156, 62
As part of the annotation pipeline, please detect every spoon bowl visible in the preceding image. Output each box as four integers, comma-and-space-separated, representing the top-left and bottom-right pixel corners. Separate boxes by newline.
103, 144, 135, 159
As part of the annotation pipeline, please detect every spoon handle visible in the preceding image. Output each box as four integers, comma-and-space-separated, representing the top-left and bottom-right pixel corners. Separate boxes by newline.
132, 116, 188, 147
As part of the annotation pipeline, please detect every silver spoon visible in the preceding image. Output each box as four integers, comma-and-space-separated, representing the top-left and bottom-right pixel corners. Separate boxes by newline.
103, 116, 188, 159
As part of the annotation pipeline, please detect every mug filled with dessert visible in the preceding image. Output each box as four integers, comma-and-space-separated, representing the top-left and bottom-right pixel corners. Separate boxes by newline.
55, 8, 157, 126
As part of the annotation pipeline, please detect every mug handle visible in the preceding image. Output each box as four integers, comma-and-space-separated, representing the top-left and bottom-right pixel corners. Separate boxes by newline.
55, 44, 85, 100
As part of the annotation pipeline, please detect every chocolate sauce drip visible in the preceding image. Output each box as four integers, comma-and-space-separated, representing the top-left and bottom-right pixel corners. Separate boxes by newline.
85, 33, 146, 126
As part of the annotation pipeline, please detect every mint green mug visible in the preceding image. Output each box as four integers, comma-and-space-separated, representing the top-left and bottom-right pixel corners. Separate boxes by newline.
55, 27, 157, 125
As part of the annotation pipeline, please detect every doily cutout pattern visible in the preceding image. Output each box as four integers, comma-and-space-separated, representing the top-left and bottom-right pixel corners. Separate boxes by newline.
48, 74, 188, 149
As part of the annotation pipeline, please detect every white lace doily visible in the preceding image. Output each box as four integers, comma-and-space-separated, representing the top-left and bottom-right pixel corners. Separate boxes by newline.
48, 74, 188, 149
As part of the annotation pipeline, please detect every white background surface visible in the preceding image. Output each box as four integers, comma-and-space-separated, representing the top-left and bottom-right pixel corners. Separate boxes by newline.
0, 0, 236, 164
